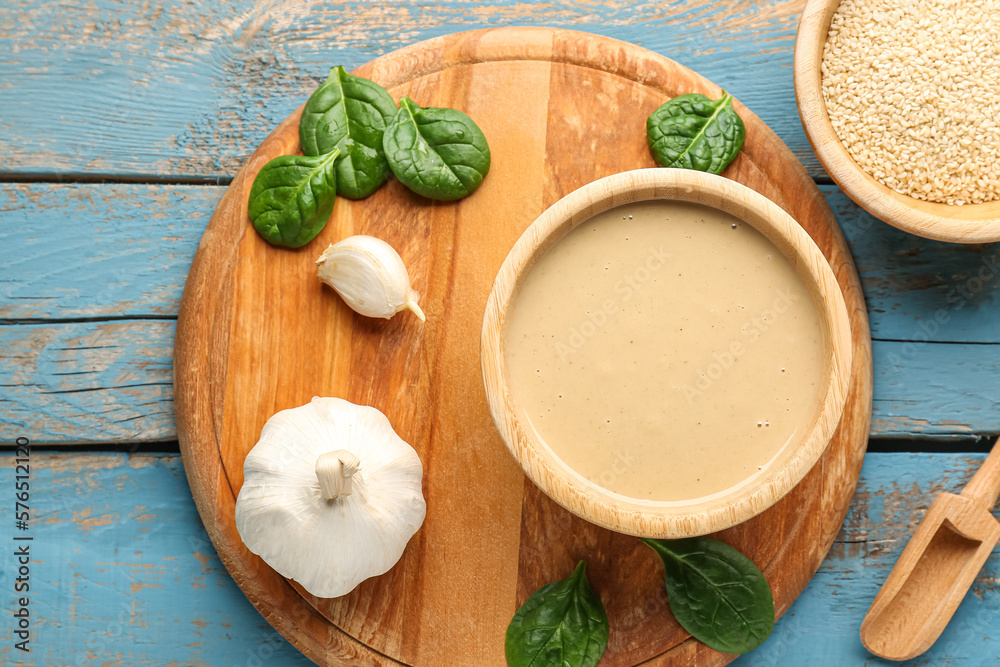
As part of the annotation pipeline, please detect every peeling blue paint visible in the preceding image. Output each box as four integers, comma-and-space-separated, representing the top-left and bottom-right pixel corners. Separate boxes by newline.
739, 453, 1000, 666
0, 185, 215, 320
1, 452, 997, 664
0, 0, 817, 180
3, 184, 999, 442
0, 452, 313, 666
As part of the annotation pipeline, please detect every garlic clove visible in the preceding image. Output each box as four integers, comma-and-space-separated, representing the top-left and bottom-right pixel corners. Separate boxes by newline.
316, 235, 426, 321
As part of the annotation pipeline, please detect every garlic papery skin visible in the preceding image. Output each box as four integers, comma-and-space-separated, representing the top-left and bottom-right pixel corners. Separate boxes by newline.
316, 235, 426, 321
234, 397, 426, 599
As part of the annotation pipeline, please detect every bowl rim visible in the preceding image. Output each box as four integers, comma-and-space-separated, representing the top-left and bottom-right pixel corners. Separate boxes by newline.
480, 168, 854, 538
793, 0, 1000, 244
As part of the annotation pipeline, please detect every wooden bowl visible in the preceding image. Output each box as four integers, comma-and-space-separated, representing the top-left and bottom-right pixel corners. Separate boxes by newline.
481, 168, 853, 538
794, 0, 1000, 243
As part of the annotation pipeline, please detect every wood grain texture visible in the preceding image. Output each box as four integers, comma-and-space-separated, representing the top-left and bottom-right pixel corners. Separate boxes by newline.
742, 452, 1000, 667
482, 169, 854, 538
0, 184, 216, 320
0, 0, 819, 180
173, 28, 871, 666
871, 340, 1000, 439
860, 496, 1000, 660
860, 439, 1000, 660
4, 452, 1000, 665
826, 186, 1000, 344
0, 452, 315, 667
0, 320, 175, 443
794, 0, 1000, 243
6, 183, 1000, 339
3, 183, 999, 443
3, 324, 992, 445
0, 1, 997, 665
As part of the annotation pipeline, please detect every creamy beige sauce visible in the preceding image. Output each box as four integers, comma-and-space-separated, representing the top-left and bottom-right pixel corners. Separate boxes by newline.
506, 201, 828, 502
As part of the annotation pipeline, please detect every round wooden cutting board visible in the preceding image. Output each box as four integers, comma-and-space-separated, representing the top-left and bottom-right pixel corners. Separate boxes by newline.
174, 27, 873, 666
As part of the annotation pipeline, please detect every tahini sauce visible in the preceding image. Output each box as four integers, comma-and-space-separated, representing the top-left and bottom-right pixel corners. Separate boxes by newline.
506, 201, 827, 501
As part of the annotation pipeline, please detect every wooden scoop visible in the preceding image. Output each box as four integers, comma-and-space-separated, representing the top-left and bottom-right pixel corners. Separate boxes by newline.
860, 437, 1000, 660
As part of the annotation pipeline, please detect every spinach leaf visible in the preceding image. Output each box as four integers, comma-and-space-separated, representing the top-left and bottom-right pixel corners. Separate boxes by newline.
383, 97, 491, 201
299, 66, 398, 199
247, 149, 340, 248
642, 537, 774, 654
646, 92, 745, 175
505, 561, 609, 667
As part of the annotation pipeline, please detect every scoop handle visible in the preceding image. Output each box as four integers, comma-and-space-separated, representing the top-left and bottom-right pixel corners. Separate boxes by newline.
960, 437, 1000, 508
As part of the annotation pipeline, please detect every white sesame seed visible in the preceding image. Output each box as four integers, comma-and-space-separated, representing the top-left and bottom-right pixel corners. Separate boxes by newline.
822, 0, 1000, 205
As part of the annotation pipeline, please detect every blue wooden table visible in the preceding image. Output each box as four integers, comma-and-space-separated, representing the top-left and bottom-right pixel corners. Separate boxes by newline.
1, 1, 999, 664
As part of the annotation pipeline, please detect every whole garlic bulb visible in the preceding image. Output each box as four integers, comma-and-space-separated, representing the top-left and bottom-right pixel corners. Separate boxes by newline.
316, 235, 425, 321
234, 397, 426, 598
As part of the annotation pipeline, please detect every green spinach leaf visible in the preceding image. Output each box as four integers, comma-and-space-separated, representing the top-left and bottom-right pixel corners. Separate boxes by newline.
505, 561, 609, 667
247, 149, 340, 248
383, 97, 491, 201
646, 92, 745, 175
299, 66, 398, 199
642, 537, 774, 654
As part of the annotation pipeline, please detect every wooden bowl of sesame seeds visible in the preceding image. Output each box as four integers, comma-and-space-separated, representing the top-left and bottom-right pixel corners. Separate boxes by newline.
794, 0, 1000, 243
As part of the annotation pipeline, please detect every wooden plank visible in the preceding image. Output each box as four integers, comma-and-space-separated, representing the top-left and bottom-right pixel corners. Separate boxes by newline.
738, 451, 1000, 666
825, 186, 1000, 344
0, 0, 821, 180
0, 321, 175, 443
1, 451, 998, 665
0, 184, 217, 320
6, 184, 1000, 338
2, 322, 996, 445
873, 340, 1000, 440
2, 182, 1000, 443
0, 452, 313, 666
